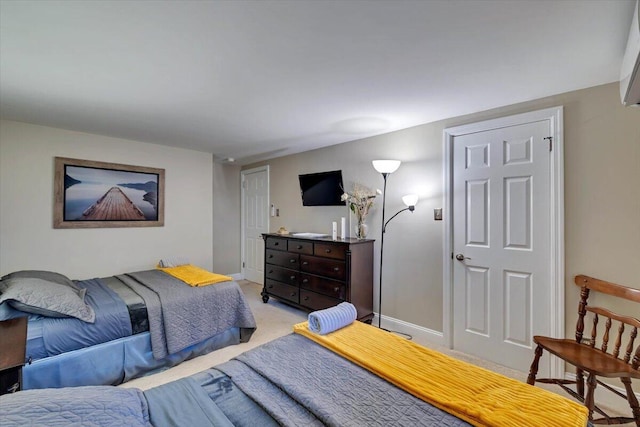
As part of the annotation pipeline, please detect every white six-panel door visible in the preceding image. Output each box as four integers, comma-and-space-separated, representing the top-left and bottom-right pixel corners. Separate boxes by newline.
241, 166, 269, 284
446, 107, 564, 376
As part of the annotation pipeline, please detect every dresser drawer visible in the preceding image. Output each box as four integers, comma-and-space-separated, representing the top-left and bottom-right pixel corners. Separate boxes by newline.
265, 237, 287, 250
300, 290, 341, 312
287, 240, 313, 254
262, 233, 373, 323
264, 279, 299, 304
266, 265, 299, 286
300, 274, 345, 299
300, 255, 346, 280
314, 243, 346, 260
266, 249, 299, 268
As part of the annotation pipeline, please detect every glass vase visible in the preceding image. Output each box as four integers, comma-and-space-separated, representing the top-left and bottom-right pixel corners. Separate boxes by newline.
355, 221, 368, 239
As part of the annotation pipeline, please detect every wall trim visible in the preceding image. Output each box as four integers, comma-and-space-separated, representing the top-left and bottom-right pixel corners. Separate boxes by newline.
374, 313, 445, 347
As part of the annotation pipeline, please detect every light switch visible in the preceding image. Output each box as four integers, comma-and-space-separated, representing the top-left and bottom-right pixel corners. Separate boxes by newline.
434, 208, 443, 221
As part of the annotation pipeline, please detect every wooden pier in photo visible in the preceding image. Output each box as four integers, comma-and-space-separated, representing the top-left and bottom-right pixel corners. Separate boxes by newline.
82, 187, 145, 220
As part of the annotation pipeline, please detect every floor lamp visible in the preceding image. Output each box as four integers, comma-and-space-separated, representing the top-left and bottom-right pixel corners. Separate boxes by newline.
372, 160, 418, 332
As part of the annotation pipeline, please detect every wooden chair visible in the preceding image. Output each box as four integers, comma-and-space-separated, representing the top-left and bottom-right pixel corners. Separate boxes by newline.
527, 275, 640, 426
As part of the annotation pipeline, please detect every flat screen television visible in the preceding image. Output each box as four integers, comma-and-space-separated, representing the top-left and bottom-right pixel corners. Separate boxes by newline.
299, 170, 346, 206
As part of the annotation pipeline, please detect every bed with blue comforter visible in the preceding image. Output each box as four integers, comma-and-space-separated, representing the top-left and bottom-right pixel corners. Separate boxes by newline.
0, 325, 591, 427
0, 269, 256, 389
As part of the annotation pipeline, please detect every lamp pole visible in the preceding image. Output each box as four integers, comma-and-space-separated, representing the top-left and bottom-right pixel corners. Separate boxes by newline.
378, 176, 416, 330
378, 172, 389, 329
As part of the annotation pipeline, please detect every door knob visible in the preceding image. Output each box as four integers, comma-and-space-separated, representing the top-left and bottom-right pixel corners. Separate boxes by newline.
455, 253, 471, 261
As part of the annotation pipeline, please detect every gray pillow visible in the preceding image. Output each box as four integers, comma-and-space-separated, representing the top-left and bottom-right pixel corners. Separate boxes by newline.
0, 277, 95, 323
0, 270, 81, 294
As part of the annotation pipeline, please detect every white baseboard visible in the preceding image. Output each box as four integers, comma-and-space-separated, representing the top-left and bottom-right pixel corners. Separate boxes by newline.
230, 273, 244, 281
373, 313, 445, 348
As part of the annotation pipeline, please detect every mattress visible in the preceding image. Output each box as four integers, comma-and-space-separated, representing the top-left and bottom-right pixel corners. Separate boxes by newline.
21, 271, 257, 389
5, 330, 591, 426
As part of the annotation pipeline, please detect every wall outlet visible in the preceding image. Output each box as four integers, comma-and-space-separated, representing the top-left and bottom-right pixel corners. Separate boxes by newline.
434, 208, 443, 221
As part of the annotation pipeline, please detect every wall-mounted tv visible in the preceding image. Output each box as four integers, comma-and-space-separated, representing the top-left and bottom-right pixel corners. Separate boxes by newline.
299, 170, 346, 206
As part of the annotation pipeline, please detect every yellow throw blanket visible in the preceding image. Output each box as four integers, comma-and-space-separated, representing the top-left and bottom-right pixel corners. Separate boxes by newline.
293, 321, 588, 427
157, 264, 233, 287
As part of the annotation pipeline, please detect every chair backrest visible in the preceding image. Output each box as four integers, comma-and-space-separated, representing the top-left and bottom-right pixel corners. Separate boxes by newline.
574, 275, 640, 370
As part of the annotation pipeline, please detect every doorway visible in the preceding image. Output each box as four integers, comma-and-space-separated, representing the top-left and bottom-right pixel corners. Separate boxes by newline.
443, 107, 564, 377
241, 166, 270, 284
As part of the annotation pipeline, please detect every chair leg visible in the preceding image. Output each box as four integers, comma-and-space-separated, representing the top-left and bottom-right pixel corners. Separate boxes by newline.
527, 344, 543, 385
576, 368, 585, 398
621, 378, 640, 427
585, 373, 597, 421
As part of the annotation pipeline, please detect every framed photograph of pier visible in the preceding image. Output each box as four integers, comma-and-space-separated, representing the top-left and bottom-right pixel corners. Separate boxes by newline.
54, 157, 165, 229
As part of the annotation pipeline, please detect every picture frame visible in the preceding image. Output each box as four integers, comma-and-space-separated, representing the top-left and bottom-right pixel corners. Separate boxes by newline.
54, 157, 165, 229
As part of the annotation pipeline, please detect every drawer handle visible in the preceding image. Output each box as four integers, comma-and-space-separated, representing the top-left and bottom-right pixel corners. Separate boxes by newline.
274, 242, 279, 246
268, 254, 273, 259
303, 296, 309, 301
325, 249, 331, 253
297, 245, 303, 249
268, 269, 273, 274
302, 279, 309, 284
289, 259, 297, 264
290, 292, 296, 297
290, 275, 296, 280
302, 261, 309, 266
333, 267, 340, 272
334, 287, 340, 293
268, 284, 273, 289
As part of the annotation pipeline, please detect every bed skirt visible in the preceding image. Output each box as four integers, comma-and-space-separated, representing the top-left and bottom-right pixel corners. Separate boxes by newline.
22, 327, 244, 389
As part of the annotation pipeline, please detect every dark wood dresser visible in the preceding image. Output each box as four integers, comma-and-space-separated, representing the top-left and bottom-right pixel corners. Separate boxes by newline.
262, 233, 374, 322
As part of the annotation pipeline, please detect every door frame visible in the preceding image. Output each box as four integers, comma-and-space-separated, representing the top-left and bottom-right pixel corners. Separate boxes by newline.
442, 106, 564, 377
240, 165, 270, 282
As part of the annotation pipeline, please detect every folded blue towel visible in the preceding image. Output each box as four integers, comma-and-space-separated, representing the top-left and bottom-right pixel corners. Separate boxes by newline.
308, 302, 357, 335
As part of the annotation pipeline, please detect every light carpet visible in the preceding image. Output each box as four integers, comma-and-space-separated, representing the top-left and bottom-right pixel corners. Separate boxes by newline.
121, 280, 631, 420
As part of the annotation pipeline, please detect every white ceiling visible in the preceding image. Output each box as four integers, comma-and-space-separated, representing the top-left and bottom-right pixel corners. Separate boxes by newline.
0, 0, 635, 164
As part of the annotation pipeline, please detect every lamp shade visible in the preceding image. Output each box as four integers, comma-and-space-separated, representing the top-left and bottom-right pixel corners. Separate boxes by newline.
402, 194, 419, 207
372, 160, 401, 174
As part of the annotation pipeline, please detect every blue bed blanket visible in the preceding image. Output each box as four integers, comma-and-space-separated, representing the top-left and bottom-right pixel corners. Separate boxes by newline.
217, 334, 473, 426
1, 333, 592, 427
119, 270, 256, 359
27, 271, 256, 362
28, 278, 131, 359
0, 386, 151, 427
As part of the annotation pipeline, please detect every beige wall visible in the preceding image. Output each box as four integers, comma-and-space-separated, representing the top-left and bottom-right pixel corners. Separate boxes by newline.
1, 81, 637, 335
0, 120, 216, 279
246, 82, 640, 334
248, 125, 444, 330
212, 161, 242, 274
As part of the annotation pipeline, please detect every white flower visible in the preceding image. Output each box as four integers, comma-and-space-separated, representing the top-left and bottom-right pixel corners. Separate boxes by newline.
342, 183, 378, 223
